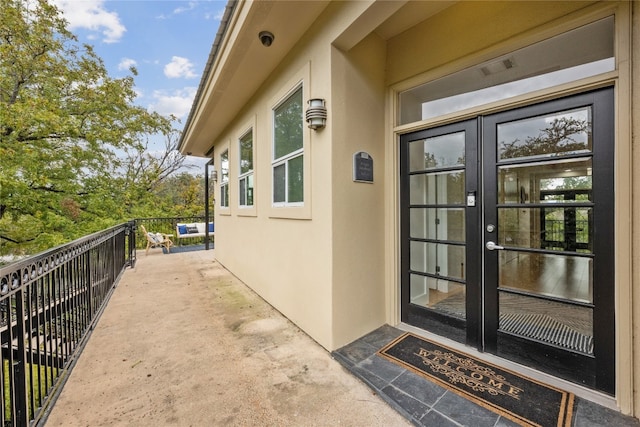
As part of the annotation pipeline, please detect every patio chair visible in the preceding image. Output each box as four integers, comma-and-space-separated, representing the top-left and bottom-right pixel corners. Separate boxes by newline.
140, 224, 174, 255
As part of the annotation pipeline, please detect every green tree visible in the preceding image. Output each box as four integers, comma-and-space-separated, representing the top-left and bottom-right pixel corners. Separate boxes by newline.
0, 0, 175, 253
117, 130, 196, 216
153, 173, 209, 217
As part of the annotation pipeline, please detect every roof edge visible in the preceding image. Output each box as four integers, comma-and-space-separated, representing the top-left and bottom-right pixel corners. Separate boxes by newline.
178, 0, 238, 155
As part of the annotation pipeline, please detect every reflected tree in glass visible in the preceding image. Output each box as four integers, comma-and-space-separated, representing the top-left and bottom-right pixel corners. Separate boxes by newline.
500, 115, 591, 160
274, 89, 303, 160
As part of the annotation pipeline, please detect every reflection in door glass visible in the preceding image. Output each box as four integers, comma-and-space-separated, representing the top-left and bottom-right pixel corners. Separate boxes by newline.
498, 207, 592, 253
410, 275, 466, 320
498, 158, 592, 204
499, 291, 593, 355
409, 132, 465, 171
498, 107, 591, 161
410, 242, 465, 280
410, 172, 465, 205
410, 208, 465, 242
498, 250, 592, 303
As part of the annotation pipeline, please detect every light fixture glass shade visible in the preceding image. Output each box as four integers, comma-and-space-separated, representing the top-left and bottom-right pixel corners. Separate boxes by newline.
305, 98, 327, 130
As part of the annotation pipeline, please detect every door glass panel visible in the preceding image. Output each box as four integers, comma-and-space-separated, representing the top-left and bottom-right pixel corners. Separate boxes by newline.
410, 208, 465, 241
498, 207, 592, 253
410, 172, 465, 205
410, 275, 466, 320
410, 242, 465, 280
498, 250, 592, 303
410, 241, 436, 275
498, 107, 592, 161
498, 158, 592, 204
406, 129, 468, 325
499, 292, 593, 355
408, 132, 465, 171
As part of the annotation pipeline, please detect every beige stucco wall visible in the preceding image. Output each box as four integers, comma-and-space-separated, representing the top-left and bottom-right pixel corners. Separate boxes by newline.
210, 1, 389, 351
329, 33, 388, 349
211, 35, 335, 348
631, 0, 640, 417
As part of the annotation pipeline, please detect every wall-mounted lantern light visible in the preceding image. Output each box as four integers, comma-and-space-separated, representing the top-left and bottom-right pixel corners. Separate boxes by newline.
212, 169, 218, 183
305, 98, 327, 130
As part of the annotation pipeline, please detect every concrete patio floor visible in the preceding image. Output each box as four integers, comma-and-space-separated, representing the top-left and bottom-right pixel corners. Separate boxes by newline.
44, 248, 410, 426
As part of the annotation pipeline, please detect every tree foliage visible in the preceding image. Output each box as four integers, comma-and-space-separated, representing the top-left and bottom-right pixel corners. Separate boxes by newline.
0, 0, 201, 255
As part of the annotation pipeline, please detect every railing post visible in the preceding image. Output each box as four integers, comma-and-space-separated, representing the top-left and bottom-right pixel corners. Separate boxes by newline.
13, 288, 28, 426
127, 221, 136, 268
86, 249, 93, 321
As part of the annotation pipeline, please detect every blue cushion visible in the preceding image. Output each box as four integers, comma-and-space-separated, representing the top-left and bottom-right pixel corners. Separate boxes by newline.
209, 223, 214, 232
178, 225, 188, 235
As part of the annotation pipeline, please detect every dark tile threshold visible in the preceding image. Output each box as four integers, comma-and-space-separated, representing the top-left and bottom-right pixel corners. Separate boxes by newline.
332, 325, 640, 427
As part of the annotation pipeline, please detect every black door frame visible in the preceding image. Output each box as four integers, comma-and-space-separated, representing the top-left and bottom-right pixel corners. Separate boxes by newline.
482, 87, 614, 394
399, 119, 480, 345
400, 87, 615, 394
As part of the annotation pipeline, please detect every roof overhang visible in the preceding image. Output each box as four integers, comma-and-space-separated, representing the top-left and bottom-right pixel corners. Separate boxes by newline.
179, 0, 331, 157
179, 0, 457, 158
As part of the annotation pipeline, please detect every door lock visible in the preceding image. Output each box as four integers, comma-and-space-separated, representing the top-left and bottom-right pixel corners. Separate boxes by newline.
485, 241, 504, 251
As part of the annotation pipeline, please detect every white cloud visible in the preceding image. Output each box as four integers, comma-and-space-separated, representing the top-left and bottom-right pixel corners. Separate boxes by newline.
118, 58, 137, 71
156, 1, 197, 20
52, 0, 125, 43
164, 56, 197, 79
148, 87, 197, 119
173, 2, 197, 14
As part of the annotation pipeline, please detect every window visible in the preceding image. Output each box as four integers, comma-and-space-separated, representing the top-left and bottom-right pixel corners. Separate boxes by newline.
272, 86, 303, 205
239, 130, 254, 207
220, 149, 229, 208
398, 17, 614, 124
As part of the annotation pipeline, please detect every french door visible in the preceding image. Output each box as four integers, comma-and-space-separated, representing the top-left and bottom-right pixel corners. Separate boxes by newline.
400, 88, 614, 394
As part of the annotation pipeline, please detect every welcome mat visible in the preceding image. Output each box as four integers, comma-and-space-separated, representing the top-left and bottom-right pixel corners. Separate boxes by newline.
378, 333, 575, 427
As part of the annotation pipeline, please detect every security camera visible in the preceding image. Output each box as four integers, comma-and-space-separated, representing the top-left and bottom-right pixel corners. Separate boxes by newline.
259, 31, 274, 47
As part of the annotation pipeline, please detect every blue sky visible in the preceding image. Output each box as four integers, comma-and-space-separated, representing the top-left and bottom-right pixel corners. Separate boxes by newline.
51, 0, 227, 169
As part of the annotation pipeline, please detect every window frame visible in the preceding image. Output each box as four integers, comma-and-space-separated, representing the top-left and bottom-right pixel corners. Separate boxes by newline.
238, 128, 254, 208
219, 148, 230, 210
271, 84, 304, 208
267, 62, 311, 220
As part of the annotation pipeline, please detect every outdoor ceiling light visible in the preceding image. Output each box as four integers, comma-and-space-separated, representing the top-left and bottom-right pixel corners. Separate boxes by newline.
259, 31, 274, 47
305, 98, 327, 130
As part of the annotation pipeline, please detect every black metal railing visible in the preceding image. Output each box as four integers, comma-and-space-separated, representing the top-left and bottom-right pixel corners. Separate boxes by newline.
0, 221, 136, 426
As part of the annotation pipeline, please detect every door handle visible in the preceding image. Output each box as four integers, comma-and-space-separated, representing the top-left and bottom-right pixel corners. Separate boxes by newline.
485, 241, 504, 251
